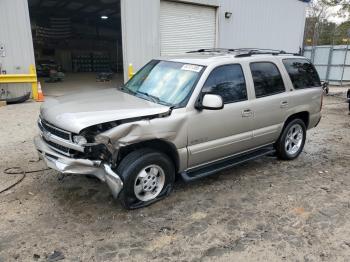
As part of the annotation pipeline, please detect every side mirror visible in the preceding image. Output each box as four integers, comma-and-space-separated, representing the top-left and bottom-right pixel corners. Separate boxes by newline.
199, 94, 224, 110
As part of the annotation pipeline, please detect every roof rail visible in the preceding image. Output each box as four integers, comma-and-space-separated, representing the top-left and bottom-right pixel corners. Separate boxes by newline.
186, 48, 301, 57
234, 48, 300, 57
235, 49, 286, 57
186, 48, 236, 53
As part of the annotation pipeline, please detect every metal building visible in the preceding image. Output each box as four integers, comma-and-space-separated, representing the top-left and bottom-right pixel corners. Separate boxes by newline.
0, 0, 35, 98
122, 0, 309, 79
0, 0, 310, 98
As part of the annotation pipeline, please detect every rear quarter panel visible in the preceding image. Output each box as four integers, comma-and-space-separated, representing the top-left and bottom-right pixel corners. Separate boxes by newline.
288, 87, 323, 129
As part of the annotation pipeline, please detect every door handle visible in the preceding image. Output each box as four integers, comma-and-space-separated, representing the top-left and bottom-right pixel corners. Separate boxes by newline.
280, 101, 289, 108
242, 109, 253, 117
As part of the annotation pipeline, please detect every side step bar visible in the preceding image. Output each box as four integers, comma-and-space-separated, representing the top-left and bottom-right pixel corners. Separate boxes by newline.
181, 146, 276, 182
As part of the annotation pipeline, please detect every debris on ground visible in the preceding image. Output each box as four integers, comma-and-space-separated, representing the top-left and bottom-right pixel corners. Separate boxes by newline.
47, 251, 65, 262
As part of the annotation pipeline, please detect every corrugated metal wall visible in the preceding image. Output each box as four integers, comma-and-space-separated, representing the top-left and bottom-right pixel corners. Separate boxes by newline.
304, 45, 350, 85
121, 0, 307, 80
0, 0, 36, 97
218, 0, 306, 53
121, 0, 160, 81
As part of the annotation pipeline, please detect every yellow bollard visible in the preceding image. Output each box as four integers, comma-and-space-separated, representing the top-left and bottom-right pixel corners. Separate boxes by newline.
32, 82, 39, 101
128, 63, 134, 79
29, 64, 38, 100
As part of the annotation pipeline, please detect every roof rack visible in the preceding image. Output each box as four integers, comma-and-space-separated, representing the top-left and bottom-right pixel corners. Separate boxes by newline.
186, 48, 301, 57
235, 49, 287, 57
186, 48, 236, 53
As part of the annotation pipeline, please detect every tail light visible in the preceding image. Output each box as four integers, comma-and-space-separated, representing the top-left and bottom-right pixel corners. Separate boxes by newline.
320, 93, 324, 111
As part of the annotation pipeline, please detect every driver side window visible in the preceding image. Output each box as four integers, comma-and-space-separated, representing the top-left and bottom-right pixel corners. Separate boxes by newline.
203, 64, 247, 104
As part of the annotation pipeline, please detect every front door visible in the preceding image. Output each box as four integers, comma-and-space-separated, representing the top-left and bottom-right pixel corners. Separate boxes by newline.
187, 64, 254, 168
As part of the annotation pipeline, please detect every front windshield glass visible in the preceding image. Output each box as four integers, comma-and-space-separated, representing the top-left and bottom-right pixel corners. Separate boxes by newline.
122, 60, 204, 107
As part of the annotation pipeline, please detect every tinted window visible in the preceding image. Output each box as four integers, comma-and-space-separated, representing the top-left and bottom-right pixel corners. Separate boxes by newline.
283, 58, 321, 89
250, 62, 286, 98
203, 64, 247, 104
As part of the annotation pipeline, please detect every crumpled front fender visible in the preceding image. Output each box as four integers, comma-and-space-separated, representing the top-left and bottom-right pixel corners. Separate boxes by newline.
95, 111, 188, 167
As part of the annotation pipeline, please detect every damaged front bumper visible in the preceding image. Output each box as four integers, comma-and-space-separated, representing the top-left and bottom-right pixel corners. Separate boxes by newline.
34, 135, 123, 198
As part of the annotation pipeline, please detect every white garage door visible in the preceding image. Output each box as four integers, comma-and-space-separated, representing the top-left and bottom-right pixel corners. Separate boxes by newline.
160, 1, 217, 56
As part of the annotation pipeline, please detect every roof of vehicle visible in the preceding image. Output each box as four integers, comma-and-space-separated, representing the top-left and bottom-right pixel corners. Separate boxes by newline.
160, 49, 306, 66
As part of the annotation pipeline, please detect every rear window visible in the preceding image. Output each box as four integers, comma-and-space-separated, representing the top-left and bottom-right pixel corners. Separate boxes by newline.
282, 58, 321, 89
250, 62, 286, 98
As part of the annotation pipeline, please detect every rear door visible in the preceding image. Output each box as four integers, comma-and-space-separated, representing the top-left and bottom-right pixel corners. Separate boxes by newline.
187, 64, 254, 168
248, 59, 291, 147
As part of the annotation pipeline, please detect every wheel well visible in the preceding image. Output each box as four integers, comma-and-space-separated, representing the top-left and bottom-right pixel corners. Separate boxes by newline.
117, 139, 180, 172
284, 111, 309, 129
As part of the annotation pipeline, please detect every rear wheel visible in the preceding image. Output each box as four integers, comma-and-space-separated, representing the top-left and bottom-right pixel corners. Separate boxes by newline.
275, 119, 306, 160
117, 148, 175, 209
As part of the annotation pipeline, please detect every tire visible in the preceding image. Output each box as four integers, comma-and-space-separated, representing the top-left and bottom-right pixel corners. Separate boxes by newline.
117, 148, 175, 209
275, 119, 306, 160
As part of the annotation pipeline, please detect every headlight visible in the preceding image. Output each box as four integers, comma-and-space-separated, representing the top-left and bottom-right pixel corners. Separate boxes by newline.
73, 135, 87, 146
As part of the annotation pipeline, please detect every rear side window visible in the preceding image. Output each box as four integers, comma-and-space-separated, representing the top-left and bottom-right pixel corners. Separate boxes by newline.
283, 58, 321, 89
250, 62, 286, 98
203, 64, 247, 104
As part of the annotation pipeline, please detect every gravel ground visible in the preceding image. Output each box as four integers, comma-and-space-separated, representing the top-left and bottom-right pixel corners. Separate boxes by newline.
0, 93, 349, 262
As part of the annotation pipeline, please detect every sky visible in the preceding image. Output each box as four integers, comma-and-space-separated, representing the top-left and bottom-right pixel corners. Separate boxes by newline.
326, 6, 348, 24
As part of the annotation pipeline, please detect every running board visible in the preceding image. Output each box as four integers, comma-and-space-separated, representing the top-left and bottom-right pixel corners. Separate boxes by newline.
181, 146, 276, 182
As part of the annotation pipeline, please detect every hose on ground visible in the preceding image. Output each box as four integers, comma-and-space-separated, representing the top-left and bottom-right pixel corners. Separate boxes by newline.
0, 167, 49, 194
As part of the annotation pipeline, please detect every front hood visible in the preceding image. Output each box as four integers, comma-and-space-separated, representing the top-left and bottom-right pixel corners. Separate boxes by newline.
40, 89, 170, 133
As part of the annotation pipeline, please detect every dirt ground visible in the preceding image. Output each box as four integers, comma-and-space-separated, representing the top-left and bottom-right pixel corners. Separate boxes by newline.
0, 91, 349, 262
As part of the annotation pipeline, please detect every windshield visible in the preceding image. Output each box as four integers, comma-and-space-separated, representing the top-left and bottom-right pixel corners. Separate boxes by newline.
122, 60, 204, 107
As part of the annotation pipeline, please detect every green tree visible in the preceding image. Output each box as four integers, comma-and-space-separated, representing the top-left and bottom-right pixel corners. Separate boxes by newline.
304, 18, 337, 45
333, 21, 350, 44
304, 0, 350, 46
304, 0, 333, 46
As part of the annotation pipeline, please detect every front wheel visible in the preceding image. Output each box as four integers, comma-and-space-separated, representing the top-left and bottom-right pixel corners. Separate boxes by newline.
275, 119, 306, 160
117, 149, 175, 209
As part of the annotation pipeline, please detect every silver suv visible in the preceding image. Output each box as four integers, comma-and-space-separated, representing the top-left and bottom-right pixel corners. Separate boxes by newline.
34, 49, 323, 209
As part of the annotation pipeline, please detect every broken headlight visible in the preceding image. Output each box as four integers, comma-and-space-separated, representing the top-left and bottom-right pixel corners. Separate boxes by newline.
73, 135, 88, 146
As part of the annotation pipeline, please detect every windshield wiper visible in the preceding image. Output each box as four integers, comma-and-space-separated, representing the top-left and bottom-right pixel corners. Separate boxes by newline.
136, 91, 165, 104
121, 88, 171, 106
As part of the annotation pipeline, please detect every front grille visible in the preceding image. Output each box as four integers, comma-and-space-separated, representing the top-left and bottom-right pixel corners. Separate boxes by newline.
38, 117, 80, 157
43, 137, 71, 155
39, 119, 71, 140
